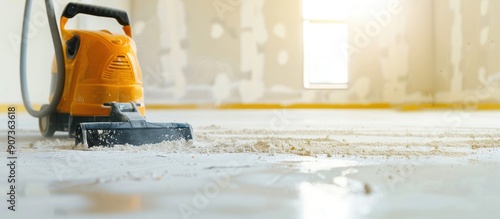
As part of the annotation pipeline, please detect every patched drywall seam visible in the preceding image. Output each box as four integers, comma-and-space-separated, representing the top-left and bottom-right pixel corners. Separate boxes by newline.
157, 0, 188, 99
380, 14, 409, 104
239, 0, 268, 103
449, 0, 463, 94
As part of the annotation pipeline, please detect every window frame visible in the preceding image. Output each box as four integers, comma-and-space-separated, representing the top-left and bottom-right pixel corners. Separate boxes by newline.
302, 1, 350, 90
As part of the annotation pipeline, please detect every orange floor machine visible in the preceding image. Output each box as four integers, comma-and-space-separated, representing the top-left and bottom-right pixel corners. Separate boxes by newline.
20, 1, 193, 147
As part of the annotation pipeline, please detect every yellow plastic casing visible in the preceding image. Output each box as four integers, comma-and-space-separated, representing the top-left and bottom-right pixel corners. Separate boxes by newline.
54, 17, 145, 117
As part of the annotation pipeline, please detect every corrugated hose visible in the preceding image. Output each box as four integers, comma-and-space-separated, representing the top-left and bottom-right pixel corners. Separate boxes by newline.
20, 0, 65, 118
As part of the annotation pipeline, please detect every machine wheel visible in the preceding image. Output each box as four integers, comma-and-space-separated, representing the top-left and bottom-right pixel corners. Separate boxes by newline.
38, 105, 57, 137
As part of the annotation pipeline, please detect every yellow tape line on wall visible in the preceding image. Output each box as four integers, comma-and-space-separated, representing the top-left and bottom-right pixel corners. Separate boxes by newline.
3, 103, 500, 113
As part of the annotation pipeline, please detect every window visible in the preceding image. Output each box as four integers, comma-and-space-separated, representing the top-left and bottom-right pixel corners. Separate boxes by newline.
302, 0, 349, 89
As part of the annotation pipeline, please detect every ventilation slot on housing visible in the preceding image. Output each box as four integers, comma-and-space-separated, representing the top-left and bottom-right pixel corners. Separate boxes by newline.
110, 55, 132, 70
103, 55, 134, 81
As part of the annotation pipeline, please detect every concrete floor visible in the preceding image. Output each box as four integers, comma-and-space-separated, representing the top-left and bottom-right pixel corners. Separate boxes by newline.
1, 109, 500, 219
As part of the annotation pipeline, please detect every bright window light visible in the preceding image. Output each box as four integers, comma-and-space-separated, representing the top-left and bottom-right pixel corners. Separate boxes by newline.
303, 0, 349, 89
302, 0, 351, 20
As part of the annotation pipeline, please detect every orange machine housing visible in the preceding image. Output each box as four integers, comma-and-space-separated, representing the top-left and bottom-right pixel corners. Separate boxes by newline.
46, 16, 146, 137
54, 17, 146, 118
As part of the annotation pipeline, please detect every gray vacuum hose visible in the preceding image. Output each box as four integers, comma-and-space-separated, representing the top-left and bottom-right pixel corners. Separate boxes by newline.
20, 0, 65, 118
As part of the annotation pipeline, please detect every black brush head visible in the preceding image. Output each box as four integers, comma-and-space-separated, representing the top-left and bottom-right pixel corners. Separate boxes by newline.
76, 122, 193, 147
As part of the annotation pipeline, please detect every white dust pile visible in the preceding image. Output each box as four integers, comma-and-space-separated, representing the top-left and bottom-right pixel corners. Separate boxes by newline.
18, 125, 500, 158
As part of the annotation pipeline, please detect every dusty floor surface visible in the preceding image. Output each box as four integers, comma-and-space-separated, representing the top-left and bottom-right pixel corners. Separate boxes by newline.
1, 109, 500, 219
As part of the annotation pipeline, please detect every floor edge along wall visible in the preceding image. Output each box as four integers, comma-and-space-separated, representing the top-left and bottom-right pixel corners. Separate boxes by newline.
3, 103, 500, 113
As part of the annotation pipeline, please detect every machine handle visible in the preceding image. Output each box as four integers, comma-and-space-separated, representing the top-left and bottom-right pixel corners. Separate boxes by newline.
62, 2, 130, 26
